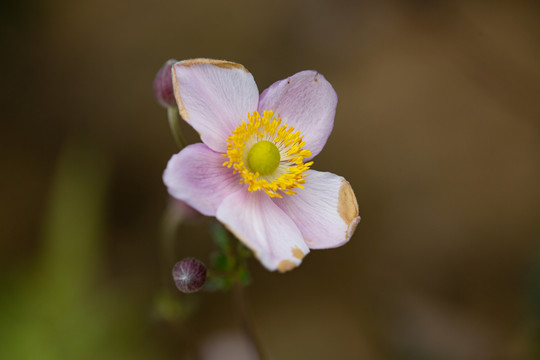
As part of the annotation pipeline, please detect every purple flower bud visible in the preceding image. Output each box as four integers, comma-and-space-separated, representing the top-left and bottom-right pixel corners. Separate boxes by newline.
172, 257, 207, 293
153, 59, 177, 108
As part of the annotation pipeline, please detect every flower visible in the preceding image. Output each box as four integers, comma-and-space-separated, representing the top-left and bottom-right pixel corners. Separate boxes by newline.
163, 59, 360, 272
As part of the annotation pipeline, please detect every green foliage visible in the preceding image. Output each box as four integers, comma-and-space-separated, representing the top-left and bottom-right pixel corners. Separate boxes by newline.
206, 222, 253, 291
0, 138, 151, 360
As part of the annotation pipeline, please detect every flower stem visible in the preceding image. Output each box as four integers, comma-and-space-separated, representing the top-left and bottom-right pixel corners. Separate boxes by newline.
167, 106, 186, 149
160, 203, 182, 284
233, 283, 268, 360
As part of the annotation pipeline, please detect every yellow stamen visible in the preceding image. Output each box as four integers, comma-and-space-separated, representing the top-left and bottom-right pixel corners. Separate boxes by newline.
222, 110, 313, 198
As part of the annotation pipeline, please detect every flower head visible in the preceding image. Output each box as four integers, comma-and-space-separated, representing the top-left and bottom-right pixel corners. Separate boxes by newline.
163, 59, 360, 272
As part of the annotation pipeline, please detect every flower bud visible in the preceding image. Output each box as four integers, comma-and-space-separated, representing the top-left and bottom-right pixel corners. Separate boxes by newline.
172, 257, 207, 293
153, 59, 177, 107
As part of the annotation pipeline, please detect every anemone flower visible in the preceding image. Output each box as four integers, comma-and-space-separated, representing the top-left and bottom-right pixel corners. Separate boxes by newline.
163, 59, 360, 272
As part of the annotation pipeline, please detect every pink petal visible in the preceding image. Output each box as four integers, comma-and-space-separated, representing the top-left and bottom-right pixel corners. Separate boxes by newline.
216, 189, 310, 272
172, 59, 259, 152
273, 170, 360, 249
258, 70, 337, 159
163, 143, 242, 216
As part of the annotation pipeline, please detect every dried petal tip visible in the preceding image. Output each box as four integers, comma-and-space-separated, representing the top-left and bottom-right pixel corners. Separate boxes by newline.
153, 59, 177, 107
172, 257, 207, 293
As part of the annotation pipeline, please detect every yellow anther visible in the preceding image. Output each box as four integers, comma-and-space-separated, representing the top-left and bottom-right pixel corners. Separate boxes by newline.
223, 111, 312, 197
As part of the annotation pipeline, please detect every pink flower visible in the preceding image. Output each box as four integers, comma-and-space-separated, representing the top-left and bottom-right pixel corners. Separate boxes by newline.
163, 59, 360, 272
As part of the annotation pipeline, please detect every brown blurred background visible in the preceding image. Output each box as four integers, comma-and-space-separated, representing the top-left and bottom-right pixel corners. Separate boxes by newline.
1, 0, 540, 359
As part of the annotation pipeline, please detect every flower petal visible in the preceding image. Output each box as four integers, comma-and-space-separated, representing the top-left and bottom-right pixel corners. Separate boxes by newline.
258, 70, 337, 159
273, 170, 360, 249
172, 59, 259, 152
216, 189, 310, 272
163, 143, 242, 216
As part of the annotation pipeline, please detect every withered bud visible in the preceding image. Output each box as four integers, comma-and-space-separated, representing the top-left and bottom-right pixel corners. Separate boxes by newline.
172, 257, 207, 293
153, 59, 177, 108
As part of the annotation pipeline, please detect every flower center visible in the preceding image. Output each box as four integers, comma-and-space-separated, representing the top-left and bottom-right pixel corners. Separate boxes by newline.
223, 110, 313, 198
247, 141, 280, 175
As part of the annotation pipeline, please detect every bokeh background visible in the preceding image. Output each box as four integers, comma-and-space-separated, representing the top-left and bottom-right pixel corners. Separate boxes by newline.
1, 0, 540, 359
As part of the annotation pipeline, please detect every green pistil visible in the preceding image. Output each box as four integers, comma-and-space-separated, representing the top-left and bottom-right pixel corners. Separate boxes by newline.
247, 141, 280, 175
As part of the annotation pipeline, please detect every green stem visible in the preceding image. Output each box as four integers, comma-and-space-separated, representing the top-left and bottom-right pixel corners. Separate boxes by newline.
233, 283, 268, 360
167, 106, 186, 149
160, 202, 183, 284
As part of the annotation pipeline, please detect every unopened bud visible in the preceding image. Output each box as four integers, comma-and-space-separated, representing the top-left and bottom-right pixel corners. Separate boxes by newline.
172, 257, 207, 293
153, 59, 177, 107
